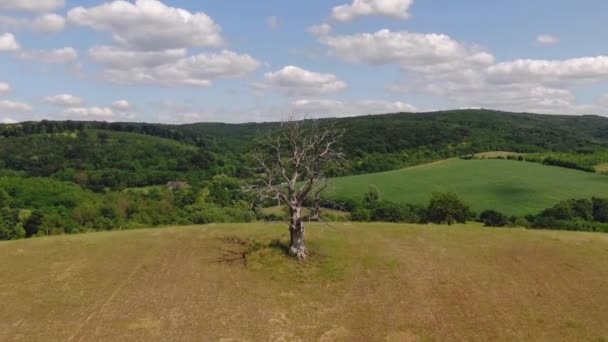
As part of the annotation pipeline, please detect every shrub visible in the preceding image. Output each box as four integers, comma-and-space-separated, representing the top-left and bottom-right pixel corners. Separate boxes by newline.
363, 186, 380, 206
0, 214, 25, 240
540, 199, 593, 221
0, 189, 9, 208
371, 201, 404, 222
350, 207, 372, 222
24, 210, 43, 237
426, 192, 470, 225
479, 210, 509, 227
592, 197, 608, 223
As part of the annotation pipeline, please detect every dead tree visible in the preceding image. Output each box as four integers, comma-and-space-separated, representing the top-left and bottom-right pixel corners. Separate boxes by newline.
253, 117, 342, 260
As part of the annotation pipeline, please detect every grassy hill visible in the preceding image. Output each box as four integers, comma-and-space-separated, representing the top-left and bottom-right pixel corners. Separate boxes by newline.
1, 223, 606, 340
326, 158, 608, 216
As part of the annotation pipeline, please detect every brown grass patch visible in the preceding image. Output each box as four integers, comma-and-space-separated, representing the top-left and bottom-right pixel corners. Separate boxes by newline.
0, 223, 607, 341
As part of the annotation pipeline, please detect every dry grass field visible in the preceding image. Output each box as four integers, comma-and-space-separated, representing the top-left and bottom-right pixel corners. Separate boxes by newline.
1, 223, 607, 341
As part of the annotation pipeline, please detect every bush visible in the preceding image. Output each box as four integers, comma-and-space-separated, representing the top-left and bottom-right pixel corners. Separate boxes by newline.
426, 192, 470, 225
0, 214, 25, 240
479, 210, 509, 227
592, 197, 608, 223
371, 201, 404, 222
24, 210, 43, 237
350, 207, 372, 222
368, 201, 424, 223
363, 186, 380, 206
540, 199, 593, 221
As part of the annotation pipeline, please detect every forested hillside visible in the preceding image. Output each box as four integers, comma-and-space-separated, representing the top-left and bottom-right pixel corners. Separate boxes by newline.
3, 109, 608, 178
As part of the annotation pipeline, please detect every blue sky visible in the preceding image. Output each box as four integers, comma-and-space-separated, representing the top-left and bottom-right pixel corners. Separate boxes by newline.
1, 0, 608, 123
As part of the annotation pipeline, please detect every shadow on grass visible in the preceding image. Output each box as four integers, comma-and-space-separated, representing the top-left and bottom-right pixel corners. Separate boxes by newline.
217, 237, 295, 268
268, 239, 290, 255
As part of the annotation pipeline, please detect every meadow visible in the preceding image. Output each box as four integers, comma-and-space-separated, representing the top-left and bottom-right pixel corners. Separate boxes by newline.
326, 158, 608, 216
1, 223, 607, 341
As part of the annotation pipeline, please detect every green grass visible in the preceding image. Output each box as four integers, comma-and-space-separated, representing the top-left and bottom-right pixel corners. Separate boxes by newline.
1, 223, 607, 341
326, 158, 608, 216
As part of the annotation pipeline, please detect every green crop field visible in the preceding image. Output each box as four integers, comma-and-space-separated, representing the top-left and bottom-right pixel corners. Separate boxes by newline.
1, 223, 607, 341
326, 159, 608, 216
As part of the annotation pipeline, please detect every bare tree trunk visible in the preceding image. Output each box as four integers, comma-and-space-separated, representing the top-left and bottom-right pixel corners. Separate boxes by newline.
309, 206, 320, 221
289, 206, 307, 259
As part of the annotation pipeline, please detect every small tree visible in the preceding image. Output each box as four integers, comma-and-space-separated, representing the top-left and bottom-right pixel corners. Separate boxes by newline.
479, 210, 509, 227
0, 189, 9, 209
363, 186, 380, 207
253, 117, 342, 259
592, 197, 608, 223
426, 192, 470, 225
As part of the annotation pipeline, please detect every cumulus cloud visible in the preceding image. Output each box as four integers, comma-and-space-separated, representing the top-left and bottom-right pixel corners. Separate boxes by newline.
1, 116, 17, 123
18, 47, 78, 64
111, 100, 131, 110
319, 27, 608, 115
31, 14, 65, 33
332, 0, 414, 22
0, 32, 19, 51
307, 23, 332, 36
0, 13, 65, 34
43, 94, 84, 107
88, 46, 187, 68
0, 0, 64, 12
536, 34, 559, 45
266, 16, 279, 30
0, 99, 32, 112
63, 106, 116, 118
0, 81, 10, 92
486, 57, 608, 85
320, 29, 493, 73
98, 50, 260, 87
155, 98, 417, 123
68, 0, 223, 50
289, 99, 416, 117
260, 65, 347, 96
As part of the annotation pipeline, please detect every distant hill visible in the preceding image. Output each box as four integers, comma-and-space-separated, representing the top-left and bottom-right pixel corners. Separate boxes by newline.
0, 129, 224, 191
325, 158, 608, 216
3, 109, 608, 185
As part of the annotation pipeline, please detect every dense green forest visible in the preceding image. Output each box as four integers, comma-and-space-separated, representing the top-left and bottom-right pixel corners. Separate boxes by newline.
3, 109, 608, 240
4, 109, 608, 179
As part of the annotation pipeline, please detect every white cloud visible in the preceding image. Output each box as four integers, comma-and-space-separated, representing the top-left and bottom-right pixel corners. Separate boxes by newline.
31, 14, 65, 34
0, 32, 19, 51
155, 98, 417, 123
0, 14, 65, 34
320, 29, 493, 74
0, 0, 64, 12
63, 106, 115, 118
0, 81, 10, 92
332, 0, 414, 22
111, 100, 131, 110
261, 65, 347, 96
1, 117, 17, 123
68, 0, 223, 50
43, 94, 84, 107
289, 99, 416, 117
536, 34, 559, 45
486, 57, 608, 84
88, 46, 187, 68
319, 27, 608, 115
0, 100, 32, 112
18, 47, 78, 64
307, 23, 332, 36
99, 50, 260, 87
266, 16, 279, 30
